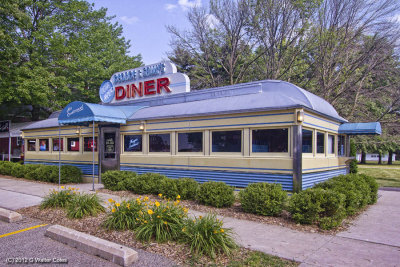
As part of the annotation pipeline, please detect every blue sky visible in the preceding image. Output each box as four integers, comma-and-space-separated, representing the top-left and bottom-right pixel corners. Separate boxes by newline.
88, 0, 207, 65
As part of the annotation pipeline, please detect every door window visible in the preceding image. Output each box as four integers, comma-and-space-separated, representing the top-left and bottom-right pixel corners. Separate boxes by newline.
104, 133, 116, 158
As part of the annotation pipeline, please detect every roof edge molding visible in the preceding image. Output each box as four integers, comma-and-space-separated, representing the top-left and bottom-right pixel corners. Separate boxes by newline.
338, 122, 382, 135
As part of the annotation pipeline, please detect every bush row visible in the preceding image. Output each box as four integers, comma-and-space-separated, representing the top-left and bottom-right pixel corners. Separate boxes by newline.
0, 161, 82, 183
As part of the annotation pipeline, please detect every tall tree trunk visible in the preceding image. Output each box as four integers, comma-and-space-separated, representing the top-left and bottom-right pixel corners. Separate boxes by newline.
378, 153, 382, 165
388, 150, 393, 165
361, 151, 366, 164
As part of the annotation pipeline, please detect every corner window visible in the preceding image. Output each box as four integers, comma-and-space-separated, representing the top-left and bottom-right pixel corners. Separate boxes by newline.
252, 129, 288, 153
212, 130, 241, 152
67, 138, 80, 152
39, 139, 49, 151
27, 139, 36, 151
338, 135, 345, 156
52, 138, 63, 151
317, 132, 325, 154
178, 132, 203, 152
124, 135, 142, 152
302, 129, 313, 153
84, 137, 97, 152
327, 134, 335, 154
149, 134, 170, 152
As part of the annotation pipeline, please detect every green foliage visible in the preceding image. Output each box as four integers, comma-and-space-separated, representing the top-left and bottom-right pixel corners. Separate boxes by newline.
359, 174, 379, 204
130, 173, 167, 195
239, 183, 287, 216
197, 181, 235, 208
175, 178, 199, 200
102, 170, 136, 191
66, 193, 105, 219
159, 179, 180, 200
228, 251, 298, 267
0, 161, 15, 176
350, 139, 358, 173
182, 214, 237, 258
60, 165, 82, 183
134, 197, 187, 243
288, 188, 346, 229
22, 164, 81, 183
40, 188, 77, 209
103, 199, 143, 231
11, 163, 26, 178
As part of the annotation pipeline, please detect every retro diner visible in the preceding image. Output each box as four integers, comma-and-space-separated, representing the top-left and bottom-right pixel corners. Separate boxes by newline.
21, 61, 381, 192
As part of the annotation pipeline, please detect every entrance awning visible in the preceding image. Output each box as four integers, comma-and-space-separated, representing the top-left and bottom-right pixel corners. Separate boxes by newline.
58, 101, 147, 125
338, 122, 382, 135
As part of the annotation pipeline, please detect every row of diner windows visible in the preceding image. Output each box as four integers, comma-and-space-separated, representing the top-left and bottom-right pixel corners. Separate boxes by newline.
26, 128, 346, 156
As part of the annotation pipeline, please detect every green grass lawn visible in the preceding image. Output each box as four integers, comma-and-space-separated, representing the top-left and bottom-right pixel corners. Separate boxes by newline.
227, 251, 298, 267
358, 165, 400, 188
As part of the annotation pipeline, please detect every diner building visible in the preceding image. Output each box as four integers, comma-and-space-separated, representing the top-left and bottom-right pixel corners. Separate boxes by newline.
21, 61, 381, 192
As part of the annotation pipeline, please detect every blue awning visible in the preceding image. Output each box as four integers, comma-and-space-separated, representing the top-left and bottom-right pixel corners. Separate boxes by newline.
58, 101, 147, 125
338, 122, 382, 135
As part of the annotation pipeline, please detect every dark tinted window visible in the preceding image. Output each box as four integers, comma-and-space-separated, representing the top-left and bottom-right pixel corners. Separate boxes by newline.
52, 138, 63, 151
84, 137, 97, 152
338, 135, 345, 156
124, 135, 142, 152
104, 133, 116, 158
67, 138, 80, 152
252, 129, 288, 153
317, 132, 325, 154
28, 139, 36, 151
212, 130, 241, 152
149, 134, 170, 152
39, 139, 49, 151
328, 134, 335, 154
302, 129, 313, 153
178, 132, 202, 152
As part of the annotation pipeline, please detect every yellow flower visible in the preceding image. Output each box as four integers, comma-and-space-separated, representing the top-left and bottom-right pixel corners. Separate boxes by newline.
144, 220, 148, 223
199, 216, 202, 219
214, 230, 218, 234
111, 208, 116, 213
157, 215, 161, 218
177, 195, 181, 199
144, 196, 149, 201
108, 198, 114, 203
158, 193, 162, 197
66, 193, 70, 195
116, 202, 120, 207
126, 204, 130, 209
164, 221, 168, 225
147, 209, 154, 215
155, 201, 160, 207
220, 229, 224, 233
182, 227, 186, 232
61, 186, 65, 189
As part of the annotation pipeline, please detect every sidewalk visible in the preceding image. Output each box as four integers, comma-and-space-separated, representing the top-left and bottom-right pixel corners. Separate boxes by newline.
1, 177, 399, 266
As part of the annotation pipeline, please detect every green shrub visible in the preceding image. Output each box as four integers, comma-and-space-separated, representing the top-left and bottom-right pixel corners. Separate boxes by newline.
130, 173, 167, 194
24, 164, 43, 180
60, 165, 82, 183
288, 188, 346, 229
11, 164, 26, 178
359, 174, 379, 204
239, 183, 287, 216
134, 197, 187, 242
40, 187, 77, 209
159, 178, 179, 199
66, 193, 105, 219
182, 213, 237, 258
103, 199, 143, 230
175, 178, 199, 200
102, 170, 136, 191
0, 161, 16, 175
197, 181, 235, 208
349, 140, 358, 173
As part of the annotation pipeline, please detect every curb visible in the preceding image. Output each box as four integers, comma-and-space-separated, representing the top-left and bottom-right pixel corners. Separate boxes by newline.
45, 225, 138, 266
0, 208, 23, 223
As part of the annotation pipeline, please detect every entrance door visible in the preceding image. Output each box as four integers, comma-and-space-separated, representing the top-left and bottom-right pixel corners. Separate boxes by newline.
99, 125, 120, 176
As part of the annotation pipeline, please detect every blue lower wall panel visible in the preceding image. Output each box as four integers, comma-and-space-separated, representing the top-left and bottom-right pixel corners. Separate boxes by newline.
120, 165, 294, 191
302, 168, 347, 190
25, 161, 99, 175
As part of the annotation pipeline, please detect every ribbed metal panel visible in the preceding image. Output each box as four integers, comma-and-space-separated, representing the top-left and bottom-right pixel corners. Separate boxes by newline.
302, 168, 347, 190
24, 161, 99, 175
120, 165, 293, 191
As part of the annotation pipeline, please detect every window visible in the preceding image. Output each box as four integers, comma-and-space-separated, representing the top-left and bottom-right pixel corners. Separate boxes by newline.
252, 129, 288, 153
39, 139, 49, 151
149, 134, 170, 152
124, 135, 142, 152
104, 133, 116, 158
317, 132, 325, 154
212, 130, 241, 152
84, 137, 97, 152
52, 138, 63, 151
302, 129, 313, 153
328, 134, 335, 154
27, 139, 36, 151
178, 132, 202, 152
67, 138, 80, 152
338, 135, 345, 156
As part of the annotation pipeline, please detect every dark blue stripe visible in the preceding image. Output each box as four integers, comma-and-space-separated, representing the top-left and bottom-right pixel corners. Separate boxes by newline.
302, 168, 347, 189
24, 161, 99, 175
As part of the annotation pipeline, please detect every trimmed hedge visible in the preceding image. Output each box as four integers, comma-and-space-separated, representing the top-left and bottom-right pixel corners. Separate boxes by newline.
159, 178, 179, 199
239, 183, 287, 216
130, 172, 167, 194
175, 178, 199, 200
197, 181, 235, 208
102, 170, 137, 191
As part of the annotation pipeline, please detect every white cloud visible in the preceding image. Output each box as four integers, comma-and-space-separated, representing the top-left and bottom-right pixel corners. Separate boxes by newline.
205, 14, 219, 29
165, 3, 178, 11
120, 16, 139, 25
178, 0, 202, 10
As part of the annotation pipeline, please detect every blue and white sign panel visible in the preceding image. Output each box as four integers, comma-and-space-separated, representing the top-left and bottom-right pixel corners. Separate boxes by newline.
99, 61, 190, 104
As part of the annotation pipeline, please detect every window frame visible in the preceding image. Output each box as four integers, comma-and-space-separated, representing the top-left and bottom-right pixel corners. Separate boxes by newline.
250, 127, 290, 157
27, 139, 36, 152
123, 134, 143, 153
67, 137, 81, 152
316, 131, 325, 155
176, 131, 204, 155
83, 136, 98, 152
38, 138, 49, 152
327, 134, 335, 155
148, 132, 171, 154
302, 128, 314, 155
210, 129, 243, 155
52, 137, 64, 152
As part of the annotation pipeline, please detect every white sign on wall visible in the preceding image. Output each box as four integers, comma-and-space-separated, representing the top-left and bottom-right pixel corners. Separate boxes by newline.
99, 61, 190, 104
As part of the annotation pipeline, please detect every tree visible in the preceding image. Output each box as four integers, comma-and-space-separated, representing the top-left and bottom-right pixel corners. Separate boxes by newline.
0, 0, 142, 121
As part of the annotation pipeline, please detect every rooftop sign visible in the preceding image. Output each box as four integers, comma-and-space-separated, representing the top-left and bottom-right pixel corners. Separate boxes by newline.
99, 61, 190, 104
